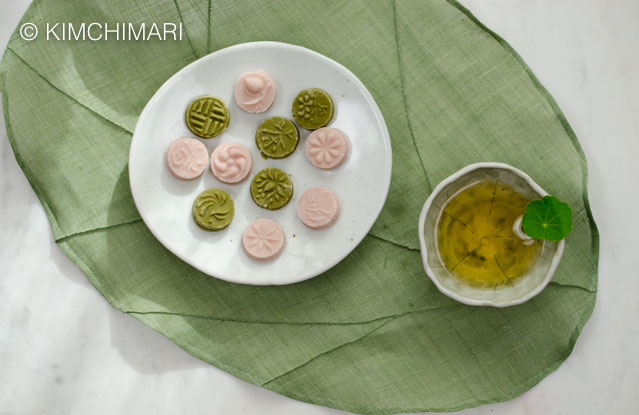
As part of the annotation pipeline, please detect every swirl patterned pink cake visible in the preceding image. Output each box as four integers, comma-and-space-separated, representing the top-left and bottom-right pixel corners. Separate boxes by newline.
242, 218, 286, 261
305, 127, 349, 170
165, 138, 209, 180
210, 142, 253, 184
234, 69, 277, 113
297, 186, 341, 229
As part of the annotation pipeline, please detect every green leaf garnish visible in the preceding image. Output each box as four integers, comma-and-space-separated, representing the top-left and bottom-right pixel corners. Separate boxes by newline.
522, 195, 573, 241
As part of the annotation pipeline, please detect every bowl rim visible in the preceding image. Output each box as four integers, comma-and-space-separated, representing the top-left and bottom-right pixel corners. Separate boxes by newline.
417, 162, 565, 307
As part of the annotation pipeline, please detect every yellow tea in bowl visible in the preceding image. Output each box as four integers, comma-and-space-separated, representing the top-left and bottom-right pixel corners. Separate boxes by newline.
436, 180, 541, 286
419, 163, 565, 307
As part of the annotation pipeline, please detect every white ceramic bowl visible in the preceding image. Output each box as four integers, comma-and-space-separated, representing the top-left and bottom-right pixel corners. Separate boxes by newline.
418, 162, 565, 307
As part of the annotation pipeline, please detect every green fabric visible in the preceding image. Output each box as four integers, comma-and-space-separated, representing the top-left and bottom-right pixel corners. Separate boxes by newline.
0, 0, 598, 413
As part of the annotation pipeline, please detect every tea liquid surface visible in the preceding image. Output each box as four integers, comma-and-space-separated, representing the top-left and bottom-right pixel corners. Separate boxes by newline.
436, 180, 541, 286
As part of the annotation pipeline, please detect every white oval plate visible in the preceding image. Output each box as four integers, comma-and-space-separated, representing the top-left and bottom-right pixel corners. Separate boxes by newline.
129, 41, 392, 285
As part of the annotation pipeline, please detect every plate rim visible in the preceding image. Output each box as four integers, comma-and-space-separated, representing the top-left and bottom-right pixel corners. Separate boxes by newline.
129, 41, 393, 285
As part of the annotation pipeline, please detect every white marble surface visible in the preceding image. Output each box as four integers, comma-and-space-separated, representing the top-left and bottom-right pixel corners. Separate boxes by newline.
1, 0, 638, 413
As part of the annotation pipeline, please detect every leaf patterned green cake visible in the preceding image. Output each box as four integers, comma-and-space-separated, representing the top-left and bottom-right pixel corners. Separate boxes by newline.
255, 116, 300, 158
250, 168, 294, 210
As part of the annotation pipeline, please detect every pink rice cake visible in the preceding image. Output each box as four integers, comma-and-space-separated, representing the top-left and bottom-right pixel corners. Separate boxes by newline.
210, 142, 253, 184
165, 137, 208, 180
297, 186, 340, 229
234, 69, 277, 113
242, 218, 286, 261
305, 127, 349, 170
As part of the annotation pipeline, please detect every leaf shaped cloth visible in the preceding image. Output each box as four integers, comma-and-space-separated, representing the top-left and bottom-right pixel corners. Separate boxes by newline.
0, 0, 598, 413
